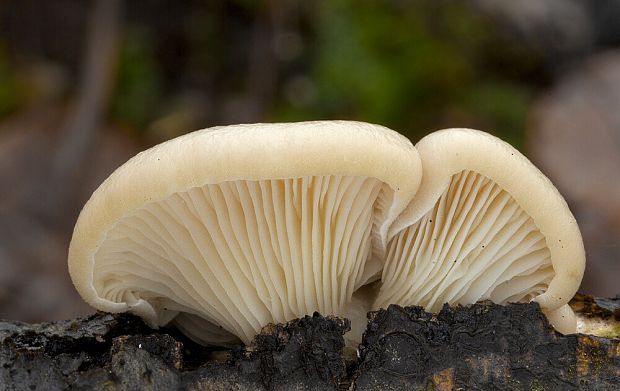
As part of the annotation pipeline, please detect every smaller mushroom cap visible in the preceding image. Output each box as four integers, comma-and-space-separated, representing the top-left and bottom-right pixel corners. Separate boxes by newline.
377, 128, 585, 334
68, 121, 422, 345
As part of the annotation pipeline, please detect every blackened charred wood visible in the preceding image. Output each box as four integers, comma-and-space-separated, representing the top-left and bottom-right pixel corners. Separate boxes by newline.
356, 302, 619, 390
1, 299, 618, 390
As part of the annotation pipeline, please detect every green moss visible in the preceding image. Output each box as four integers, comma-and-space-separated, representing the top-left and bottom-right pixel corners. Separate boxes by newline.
530, 379, 547, 391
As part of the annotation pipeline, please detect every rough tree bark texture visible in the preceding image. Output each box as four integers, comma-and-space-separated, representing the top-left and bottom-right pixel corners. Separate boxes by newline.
356, 301, 619, 390
1, 296, 618, 390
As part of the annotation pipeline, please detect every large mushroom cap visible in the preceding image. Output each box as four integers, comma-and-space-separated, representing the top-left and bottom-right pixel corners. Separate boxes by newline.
376, 128, 585, 334
68, 121, 421, 344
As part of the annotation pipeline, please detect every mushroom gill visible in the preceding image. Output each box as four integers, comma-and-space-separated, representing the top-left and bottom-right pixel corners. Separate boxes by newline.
69, 121, 422, 346
93, 175, 387, 344
69, 122, 585, 345
377, 128, 585, 334
375, 169, 553, 313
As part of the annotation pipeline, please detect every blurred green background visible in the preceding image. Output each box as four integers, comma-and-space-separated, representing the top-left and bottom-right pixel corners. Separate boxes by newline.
1, 0, 619, 322
0, 1, 545, 145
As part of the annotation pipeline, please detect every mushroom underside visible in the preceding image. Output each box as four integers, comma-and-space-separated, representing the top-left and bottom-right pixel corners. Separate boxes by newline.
92, 175, 391, 344
91, 169, 575, 344
376, 170, 554, 313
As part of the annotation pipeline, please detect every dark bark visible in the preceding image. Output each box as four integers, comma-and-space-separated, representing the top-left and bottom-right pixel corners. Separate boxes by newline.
356, 302, 619, 390
0, 312, 348, 390
1, 297, 618, 390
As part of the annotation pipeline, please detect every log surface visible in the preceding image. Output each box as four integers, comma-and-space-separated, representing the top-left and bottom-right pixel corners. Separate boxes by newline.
1, 297, 618, 390
357, 302, 619, 390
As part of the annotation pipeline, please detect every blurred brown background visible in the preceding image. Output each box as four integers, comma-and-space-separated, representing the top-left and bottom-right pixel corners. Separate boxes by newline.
0, 0, 618, 322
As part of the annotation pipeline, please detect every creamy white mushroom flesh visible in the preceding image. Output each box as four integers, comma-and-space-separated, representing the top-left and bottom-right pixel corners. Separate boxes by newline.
68, 121, 421, 345
376, 129, 585, 334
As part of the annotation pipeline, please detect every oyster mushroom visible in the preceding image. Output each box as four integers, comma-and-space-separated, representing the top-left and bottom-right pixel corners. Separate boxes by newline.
375, 128, 585, 334
68, 121, 421, 345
